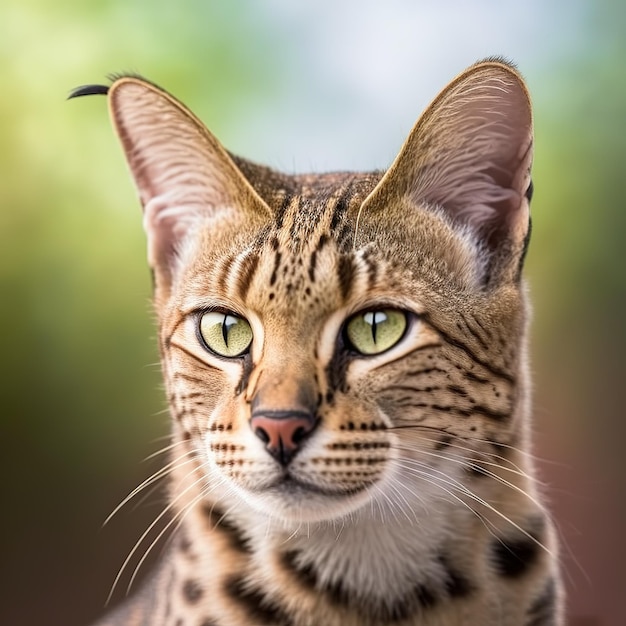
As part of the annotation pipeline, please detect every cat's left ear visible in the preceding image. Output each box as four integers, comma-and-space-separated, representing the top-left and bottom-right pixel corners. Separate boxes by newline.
104, 76, 271, 287
359, 59, 533, 285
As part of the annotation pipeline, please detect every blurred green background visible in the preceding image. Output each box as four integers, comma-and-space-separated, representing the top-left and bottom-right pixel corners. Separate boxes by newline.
1, 1, 624, 624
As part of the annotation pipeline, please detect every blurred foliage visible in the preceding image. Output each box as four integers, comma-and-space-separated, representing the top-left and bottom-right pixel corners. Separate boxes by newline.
1, 2, 287, 623
1, 0, 624, 624
529, 0, 626, 453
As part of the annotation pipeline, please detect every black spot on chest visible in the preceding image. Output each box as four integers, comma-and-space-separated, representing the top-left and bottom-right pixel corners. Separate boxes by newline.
280, 549, 474, 623
202, 503, 252, 553
224, 575, 293, 626
182, 578, 204, 604
438, 554, 474, 598
491, 517, 545, 578
525, 577, 557, 626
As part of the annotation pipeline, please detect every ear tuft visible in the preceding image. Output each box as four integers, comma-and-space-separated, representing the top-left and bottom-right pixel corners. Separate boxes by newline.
68, 84, 109, 99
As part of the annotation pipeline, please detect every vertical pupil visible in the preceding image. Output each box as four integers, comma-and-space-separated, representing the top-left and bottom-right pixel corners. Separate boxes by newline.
222, 314, 236, 346
363, 311, 387, 344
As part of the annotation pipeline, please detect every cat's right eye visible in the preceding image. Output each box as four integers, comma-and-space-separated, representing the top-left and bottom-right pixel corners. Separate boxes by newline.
198, 311, 253, 358
344, 309, 408, 356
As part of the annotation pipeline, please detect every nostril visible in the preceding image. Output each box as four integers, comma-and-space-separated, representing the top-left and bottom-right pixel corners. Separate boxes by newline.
291, 426, 307, 445
254, 426, 270, 445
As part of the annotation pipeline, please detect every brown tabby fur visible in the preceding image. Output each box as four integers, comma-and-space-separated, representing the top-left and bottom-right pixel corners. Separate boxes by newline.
74, 58, 564, 625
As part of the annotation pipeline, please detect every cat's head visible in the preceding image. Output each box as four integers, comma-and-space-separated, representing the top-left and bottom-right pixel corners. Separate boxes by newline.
80, 60, 533, 524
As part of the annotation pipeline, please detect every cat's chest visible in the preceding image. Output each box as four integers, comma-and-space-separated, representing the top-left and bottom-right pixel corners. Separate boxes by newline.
159, 490, 484, 626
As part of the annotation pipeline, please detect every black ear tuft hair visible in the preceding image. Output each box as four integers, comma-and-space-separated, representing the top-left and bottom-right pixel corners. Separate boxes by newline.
67, 84, 110, 100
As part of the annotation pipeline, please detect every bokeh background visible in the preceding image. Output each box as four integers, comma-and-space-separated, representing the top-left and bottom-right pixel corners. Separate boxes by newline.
1, 1, 624, 624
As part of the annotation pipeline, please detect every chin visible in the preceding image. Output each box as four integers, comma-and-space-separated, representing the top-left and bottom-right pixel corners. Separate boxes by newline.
234, 477, 375, 525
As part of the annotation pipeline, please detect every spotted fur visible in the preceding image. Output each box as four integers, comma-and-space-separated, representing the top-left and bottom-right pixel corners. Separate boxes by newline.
76, 59, 564, 625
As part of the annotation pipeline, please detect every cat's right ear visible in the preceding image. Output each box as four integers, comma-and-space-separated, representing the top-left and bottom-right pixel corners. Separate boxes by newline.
103, 77, 270, 287
355, 60, 533, 287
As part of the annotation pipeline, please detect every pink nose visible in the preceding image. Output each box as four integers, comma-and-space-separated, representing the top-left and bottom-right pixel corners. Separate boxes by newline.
250, 412, 317, 466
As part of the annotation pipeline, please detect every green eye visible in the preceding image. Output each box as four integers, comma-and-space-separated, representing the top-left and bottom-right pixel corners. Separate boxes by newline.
198, 311, 253, 358
345, 309, 407, 355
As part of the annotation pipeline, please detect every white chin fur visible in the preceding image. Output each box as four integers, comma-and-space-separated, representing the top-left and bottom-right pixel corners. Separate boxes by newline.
233, 482, 377, 525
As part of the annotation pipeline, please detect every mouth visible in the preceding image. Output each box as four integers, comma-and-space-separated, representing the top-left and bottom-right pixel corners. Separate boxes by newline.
236, 471, 377, 523
265, 473, 370, 498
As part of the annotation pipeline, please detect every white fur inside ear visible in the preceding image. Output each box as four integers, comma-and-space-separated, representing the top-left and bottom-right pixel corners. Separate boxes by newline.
142, 190, 202, 269
416, 103, 531, 237
143, 190, 237, 272
426, 165, 520, 225
424, 201, 494, 288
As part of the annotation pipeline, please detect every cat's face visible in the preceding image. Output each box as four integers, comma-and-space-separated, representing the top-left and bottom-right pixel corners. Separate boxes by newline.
94, 60, 533, 525
159, 183, 524, 523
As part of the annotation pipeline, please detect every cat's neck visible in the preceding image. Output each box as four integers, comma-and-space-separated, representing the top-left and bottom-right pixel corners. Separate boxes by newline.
169, 445, 481, 605
260, 509, 463, 598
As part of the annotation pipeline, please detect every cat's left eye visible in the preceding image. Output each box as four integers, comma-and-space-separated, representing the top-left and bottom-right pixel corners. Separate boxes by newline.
198, 311, 253, 358
345, 309, 408, 355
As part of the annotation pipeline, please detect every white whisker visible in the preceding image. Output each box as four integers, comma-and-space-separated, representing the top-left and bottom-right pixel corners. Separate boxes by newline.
392, 442, 545, 512
394, 459, 555, 558
142, 439, 188, 461
106, 465, 205, 605
103, 451, 195, 527
389, 426, 528, 475
127, 480, 221, 593
380, 478, 421, 525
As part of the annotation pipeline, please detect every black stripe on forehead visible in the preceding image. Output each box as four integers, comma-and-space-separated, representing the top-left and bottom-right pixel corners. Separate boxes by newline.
361, 247, 378, 289
217, 252, 236, 293
269, 247, 282, 287
275, 190, 294, 230
307, 233, 329, 283
288, 195, 312, 246
235, 251, 260, 300
329, 181, 354, 230
275, 179, 356, 249
336, 254, 355, 301
214, 247, 261, 300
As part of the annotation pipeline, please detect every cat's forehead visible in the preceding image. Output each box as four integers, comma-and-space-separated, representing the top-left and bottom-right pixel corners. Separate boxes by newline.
178, 203, 477, 320
176, 202, 372, 321
172, 167, 489, 330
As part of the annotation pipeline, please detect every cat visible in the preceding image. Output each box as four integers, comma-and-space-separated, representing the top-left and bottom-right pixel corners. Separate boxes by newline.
71, 58, 563, 625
